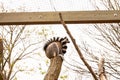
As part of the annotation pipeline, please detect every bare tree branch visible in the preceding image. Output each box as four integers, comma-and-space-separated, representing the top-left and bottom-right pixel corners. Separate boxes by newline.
98, 58, 107, 80
59, 13, 98, 80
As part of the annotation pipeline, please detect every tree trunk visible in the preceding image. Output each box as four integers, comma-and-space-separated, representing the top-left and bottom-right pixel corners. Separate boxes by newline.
98, 58, 107, 80
0, 38, 3, 80
44, 56, 63, 80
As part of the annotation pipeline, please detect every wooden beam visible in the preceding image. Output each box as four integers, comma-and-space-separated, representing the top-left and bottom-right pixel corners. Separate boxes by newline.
0, 10, 120, 25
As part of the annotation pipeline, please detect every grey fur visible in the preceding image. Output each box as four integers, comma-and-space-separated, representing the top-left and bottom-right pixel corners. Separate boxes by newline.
44, 37, 70, 59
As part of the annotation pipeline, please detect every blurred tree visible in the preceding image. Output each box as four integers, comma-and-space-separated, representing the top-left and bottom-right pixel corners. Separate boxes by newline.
92, 0, 120, 79
0, 25, 43, 80
82, 0, 120, 79
56, 0, 120, 80
0, 3, 43, 80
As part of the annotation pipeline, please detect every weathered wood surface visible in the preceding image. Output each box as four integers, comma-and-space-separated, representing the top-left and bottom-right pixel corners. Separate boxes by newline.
0, 10, 120, 25
44, 56, 63, 80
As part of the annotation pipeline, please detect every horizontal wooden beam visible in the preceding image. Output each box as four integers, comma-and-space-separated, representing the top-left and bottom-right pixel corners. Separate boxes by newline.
0, 10, 120, 25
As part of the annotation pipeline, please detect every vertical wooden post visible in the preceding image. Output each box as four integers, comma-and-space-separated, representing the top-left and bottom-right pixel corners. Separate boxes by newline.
0, 38, 3, 80
98, 58, 107, 80
44, 56, 63, 80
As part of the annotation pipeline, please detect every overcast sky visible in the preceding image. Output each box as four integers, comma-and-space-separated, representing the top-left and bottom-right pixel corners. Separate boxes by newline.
0, 0, 96, 12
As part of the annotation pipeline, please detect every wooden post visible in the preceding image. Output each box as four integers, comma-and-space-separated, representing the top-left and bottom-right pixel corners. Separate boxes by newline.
43, 37, 69, 80
0, 10, 120, 25
0, 38, 3, 80
44, 56, 63, 80
98, 58, 107, 80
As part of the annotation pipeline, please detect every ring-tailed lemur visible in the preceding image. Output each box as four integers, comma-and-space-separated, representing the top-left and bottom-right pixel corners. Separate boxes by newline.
43, 37, 70, 59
